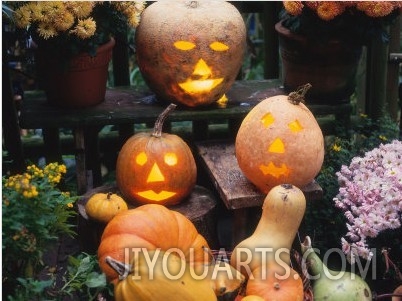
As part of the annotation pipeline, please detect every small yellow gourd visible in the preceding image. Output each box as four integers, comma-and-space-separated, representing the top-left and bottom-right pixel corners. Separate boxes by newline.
85, 192, 128, 223
230, 184, 306, 277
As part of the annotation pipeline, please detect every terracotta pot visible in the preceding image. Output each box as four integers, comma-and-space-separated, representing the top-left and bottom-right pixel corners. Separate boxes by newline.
275, 20, 362, 105
37, 38, 115, 108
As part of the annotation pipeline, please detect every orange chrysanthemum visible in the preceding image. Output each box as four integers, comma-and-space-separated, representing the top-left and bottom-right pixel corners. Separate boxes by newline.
356, 1, 395, 18
283, 1, 304, 16
316, 2, 345, 21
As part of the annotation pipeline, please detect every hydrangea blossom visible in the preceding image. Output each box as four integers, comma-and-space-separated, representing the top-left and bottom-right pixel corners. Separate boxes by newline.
333, 140, 402, 262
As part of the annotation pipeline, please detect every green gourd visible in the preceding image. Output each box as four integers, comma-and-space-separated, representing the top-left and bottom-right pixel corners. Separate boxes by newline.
301, 236, 372, 301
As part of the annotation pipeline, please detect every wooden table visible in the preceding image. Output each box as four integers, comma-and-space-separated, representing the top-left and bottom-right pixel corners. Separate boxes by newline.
20, 79, 350, 194
195, 140, 323, 247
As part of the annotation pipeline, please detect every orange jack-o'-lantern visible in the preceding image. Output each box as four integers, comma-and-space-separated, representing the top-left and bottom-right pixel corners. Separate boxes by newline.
235, 84, 324, 193
135, 0, 246, 107
116, 104, 197, 206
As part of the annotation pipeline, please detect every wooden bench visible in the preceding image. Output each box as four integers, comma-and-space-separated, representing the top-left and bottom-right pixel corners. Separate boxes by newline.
195, 140, 323, 247
19, 80, 350, 195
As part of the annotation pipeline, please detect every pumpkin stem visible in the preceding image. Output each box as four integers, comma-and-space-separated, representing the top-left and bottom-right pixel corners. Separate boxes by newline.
152, 103, 177, 138
105, 256, 132, 280
106, 192, 113, 200
287, 83, 312, 105
185, 0, 199, 8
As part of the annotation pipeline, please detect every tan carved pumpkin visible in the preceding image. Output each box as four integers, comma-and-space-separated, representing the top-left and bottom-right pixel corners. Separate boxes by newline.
116, 104, 197, 205
135, 0, 247, 107
235, 84, 324, 193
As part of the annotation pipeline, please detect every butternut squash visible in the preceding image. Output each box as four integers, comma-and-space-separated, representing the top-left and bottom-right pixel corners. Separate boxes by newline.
230, 184, 306, 277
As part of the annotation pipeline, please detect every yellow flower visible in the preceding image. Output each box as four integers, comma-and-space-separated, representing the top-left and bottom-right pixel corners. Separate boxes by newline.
53, 10, 75, 32
14, 5, 33, 28
332, 144, 342, 152
67, 203, 74, 209
356, 1, 395, 18
37, 22, 58, 40
379, 135, 387, 141
70, 17, 96, 39
65, 2, 95, 19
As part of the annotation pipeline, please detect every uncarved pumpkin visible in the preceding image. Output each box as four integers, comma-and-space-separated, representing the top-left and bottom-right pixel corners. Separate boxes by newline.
235, 84, 324, 193
85, 192, 128, 223
116, 104, 197, 206
97, 204, 210, 283
135, 0, 246, 107
246, 262, 304, 301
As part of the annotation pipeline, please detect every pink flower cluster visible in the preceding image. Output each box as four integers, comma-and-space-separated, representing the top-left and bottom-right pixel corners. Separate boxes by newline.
334, 140, 402, 262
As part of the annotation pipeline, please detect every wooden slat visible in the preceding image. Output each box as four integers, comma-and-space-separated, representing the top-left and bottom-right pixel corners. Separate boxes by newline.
195, 140, 323, 210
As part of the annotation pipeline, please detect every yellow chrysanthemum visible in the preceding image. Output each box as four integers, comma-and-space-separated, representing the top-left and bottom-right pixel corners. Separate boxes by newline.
42, 1, 65, 22
316, 2, 345, 21
65, 2, 95, 19
14, 5, 32, 28
283, 1, 304, 16
332, 144, 342, 152
70, 17, 96, 39
37, 22, 58, 40
30, 2, 47, 23
53, 10, 75, 32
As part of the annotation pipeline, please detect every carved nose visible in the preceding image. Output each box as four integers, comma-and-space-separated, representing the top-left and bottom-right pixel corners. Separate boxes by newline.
192, 58, 212, 79
146, 163, 165, 183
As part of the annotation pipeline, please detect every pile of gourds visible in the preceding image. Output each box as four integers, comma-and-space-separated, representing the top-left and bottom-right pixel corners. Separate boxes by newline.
81, 1, 374, 298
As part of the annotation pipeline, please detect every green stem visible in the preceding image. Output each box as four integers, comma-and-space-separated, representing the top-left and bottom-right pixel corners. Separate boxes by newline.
300, 235, 325, 277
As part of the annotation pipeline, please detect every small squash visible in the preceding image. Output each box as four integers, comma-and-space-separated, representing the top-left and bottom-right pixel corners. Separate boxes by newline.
301, 236, 372, 301
116, 104, 197, 206
246, 262, 304, 301
98, 204, 210, 283
107, 250, 217, 301
235, 84, 324, 193
85, 192, 128, 223
194, 260, 245, 300
230, 184, 306, 277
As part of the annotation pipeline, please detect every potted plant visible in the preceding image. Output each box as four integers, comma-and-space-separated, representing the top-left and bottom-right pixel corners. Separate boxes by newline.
5, 1, 145, 108
276, 1, 401, 104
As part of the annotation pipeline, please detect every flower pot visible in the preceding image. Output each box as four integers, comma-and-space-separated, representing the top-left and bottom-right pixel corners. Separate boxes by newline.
275, 20, 362, 105
37, 38, 115, 108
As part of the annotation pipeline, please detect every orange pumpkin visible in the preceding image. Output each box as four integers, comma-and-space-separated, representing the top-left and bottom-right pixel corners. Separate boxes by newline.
97, 204, 210, 283
135, 0, 246, 107
235, 84, 324, 193
246, 262, 304, 301
116, 104, 197, 206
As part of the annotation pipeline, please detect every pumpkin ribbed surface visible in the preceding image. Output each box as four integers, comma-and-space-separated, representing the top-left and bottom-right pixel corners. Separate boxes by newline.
98, 204, 210, 283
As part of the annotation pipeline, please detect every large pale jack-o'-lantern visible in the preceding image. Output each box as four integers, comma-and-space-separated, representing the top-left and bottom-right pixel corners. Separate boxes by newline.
235, 84, 324, 193
135, 0, 247, 107
116, 104, 197, 206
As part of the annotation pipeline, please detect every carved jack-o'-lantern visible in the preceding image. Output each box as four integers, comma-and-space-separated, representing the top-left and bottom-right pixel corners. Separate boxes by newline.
135, 0, 247, 107
116, 104, 197, 206
235, 84, 324, 193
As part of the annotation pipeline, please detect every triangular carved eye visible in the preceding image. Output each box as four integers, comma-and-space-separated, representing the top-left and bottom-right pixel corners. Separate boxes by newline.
261, 112, 274, 128
268, 138, 285, 153
288, 120, 303, 132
